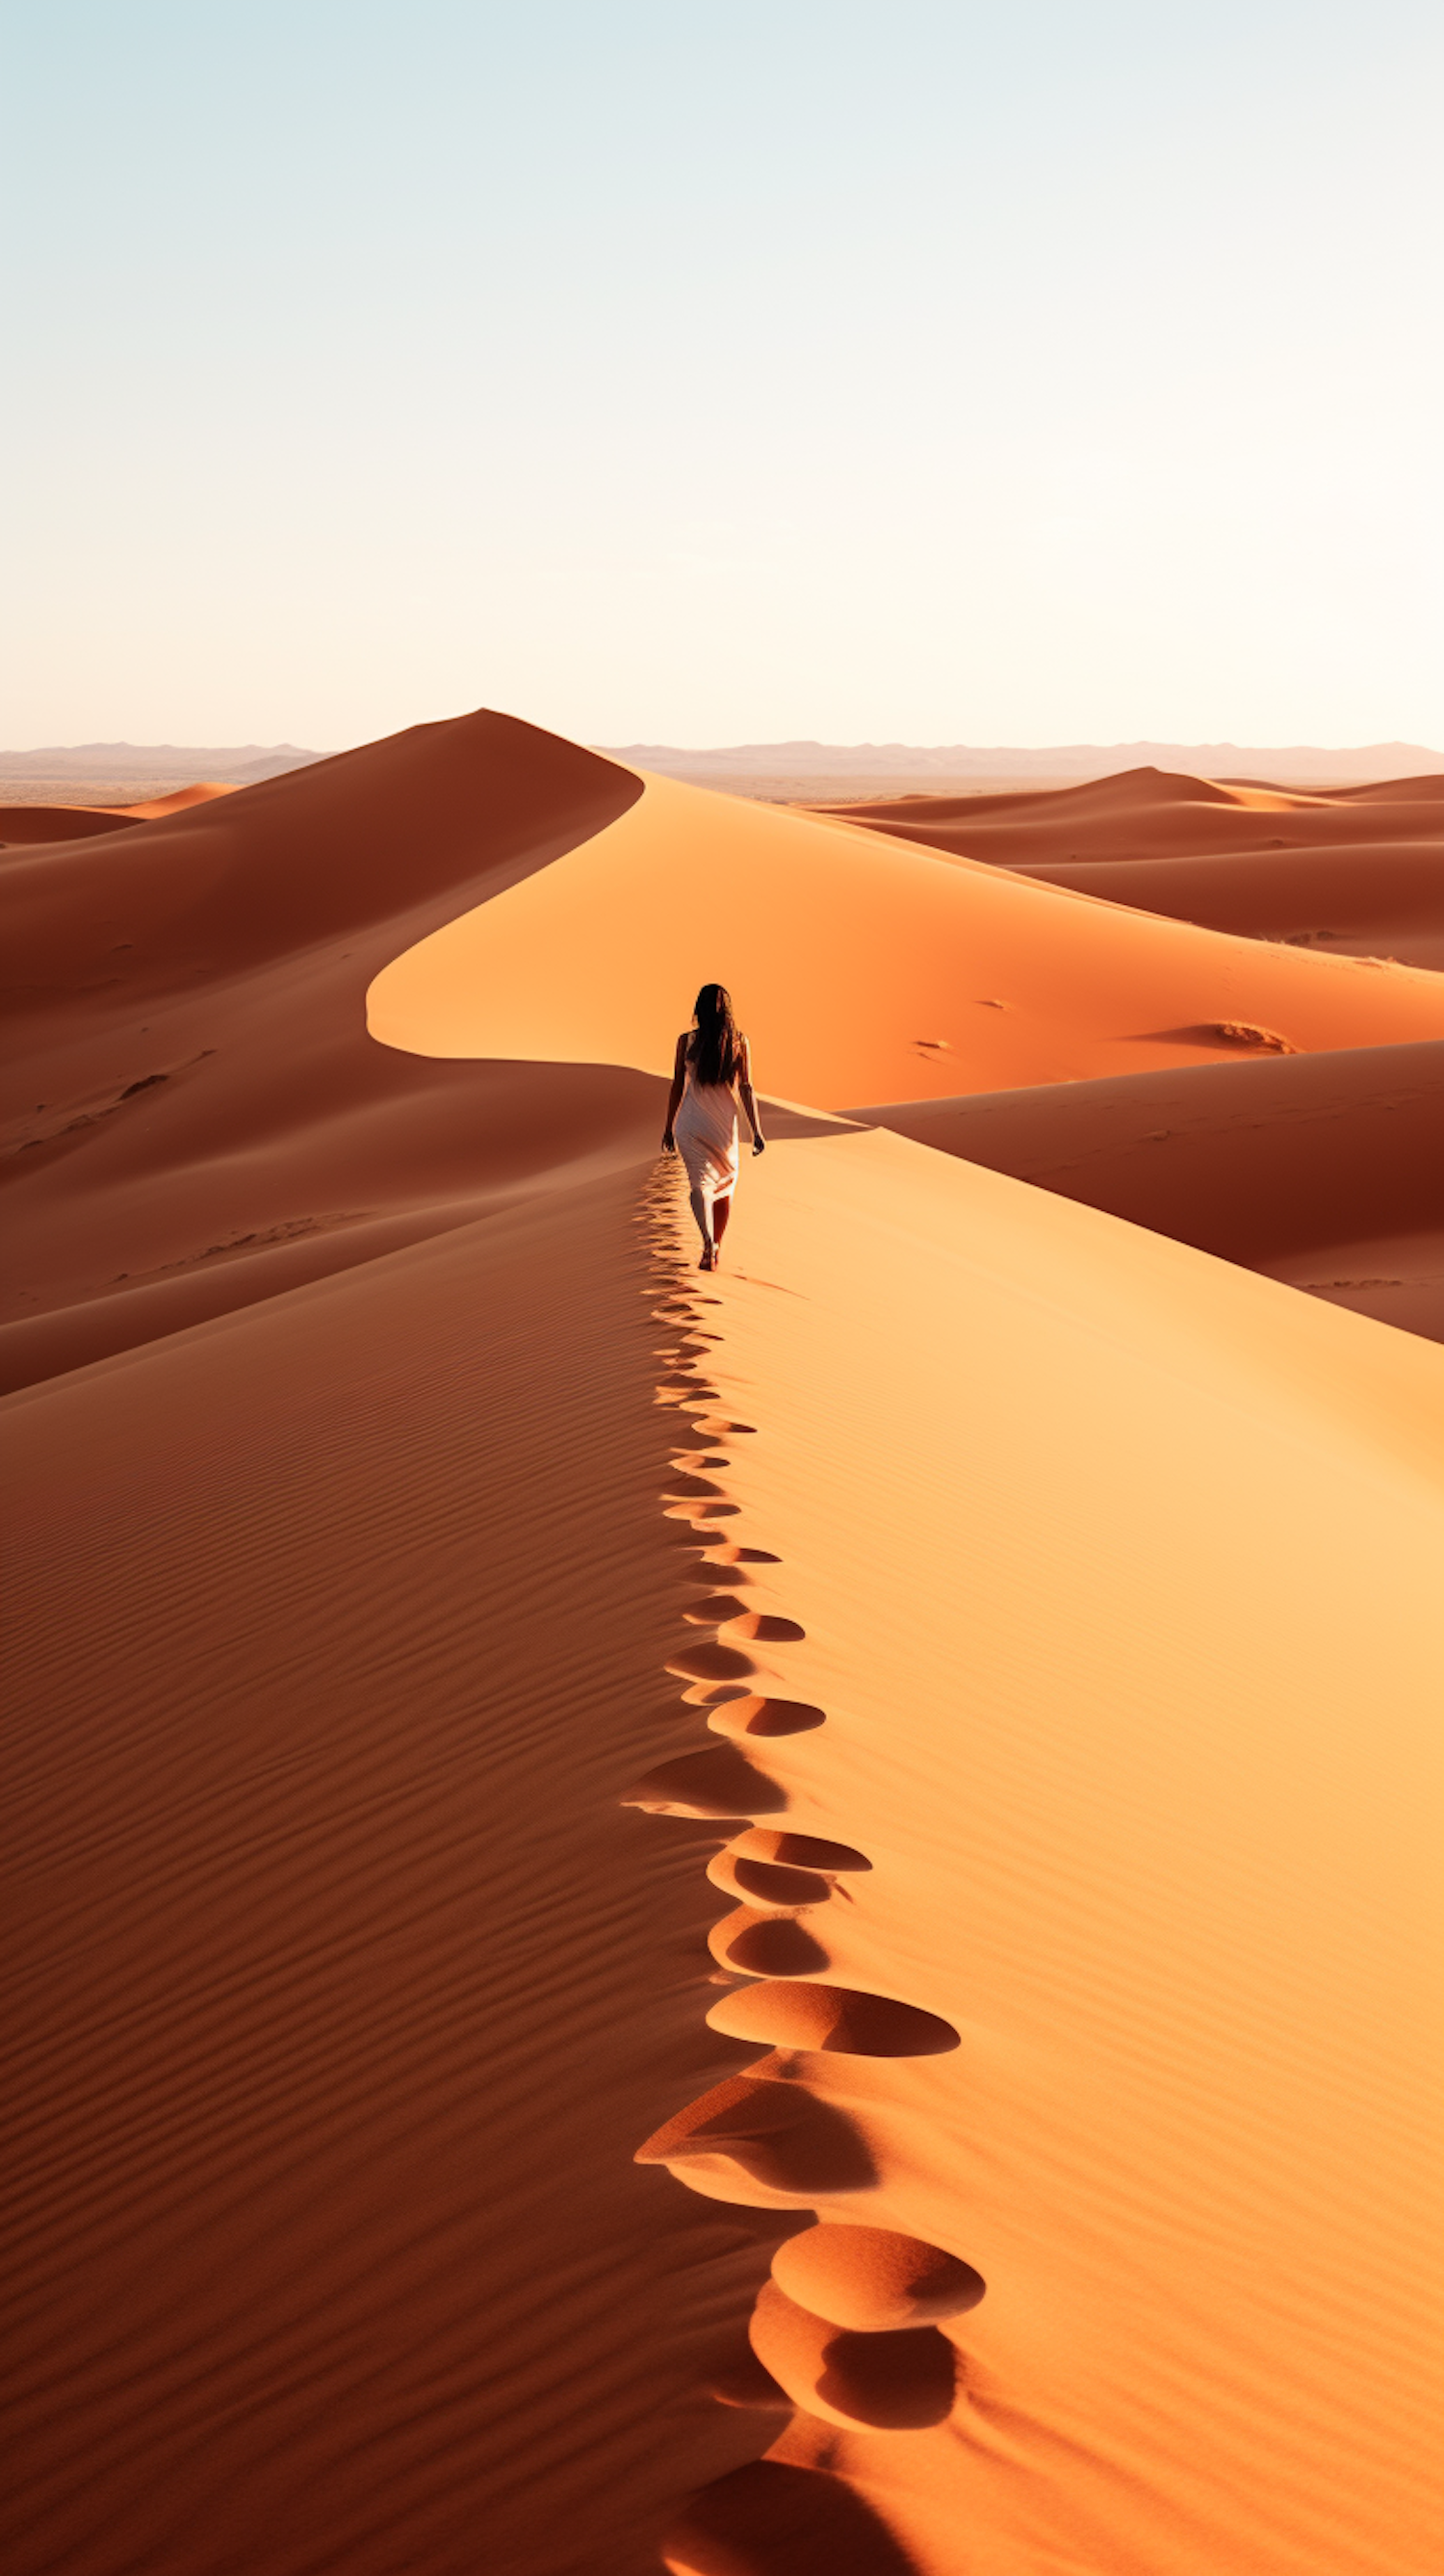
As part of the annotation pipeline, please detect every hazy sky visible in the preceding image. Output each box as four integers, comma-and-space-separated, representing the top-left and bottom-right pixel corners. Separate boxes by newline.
5, 0, 1441, 751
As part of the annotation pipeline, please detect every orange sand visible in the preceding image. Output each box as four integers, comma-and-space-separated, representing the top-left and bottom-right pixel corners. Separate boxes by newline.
633, 1131, 1443, 2574
820, 768, 1444, 969
370, 769, 1444, 1101
0, 784, 241, 842
3, 709, 1440, 2574
1, 713, 645, 1390
851, 1038, 1444, 1341
1, 1189, 786, 2572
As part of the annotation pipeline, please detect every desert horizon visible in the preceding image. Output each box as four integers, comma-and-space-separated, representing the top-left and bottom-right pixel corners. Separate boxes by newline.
4, 733, 1442, 815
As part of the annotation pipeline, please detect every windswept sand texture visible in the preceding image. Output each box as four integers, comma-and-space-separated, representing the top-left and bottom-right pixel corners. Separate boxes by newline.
4, 709, 1441, 2573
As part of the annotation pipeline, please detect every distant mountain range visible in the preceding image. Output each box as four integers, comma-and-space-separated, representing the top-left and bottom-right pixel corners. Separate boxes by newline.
7, 736, 1441, 804
603, 740, 1444, 792
0, 743, 323, 786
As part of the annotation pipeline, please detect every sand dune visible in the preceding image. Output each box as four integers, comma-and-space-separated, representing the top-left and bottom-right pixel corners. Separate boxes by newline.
0, 784, 242, 843
1, 803, 151, 843
851, 1039, 1444, 1341
1, 712, 644, 1392
4, 707, 1441, 2573
821, 768, 1444, 968
98, 782, 244, 818
370, 766, 1444, 1105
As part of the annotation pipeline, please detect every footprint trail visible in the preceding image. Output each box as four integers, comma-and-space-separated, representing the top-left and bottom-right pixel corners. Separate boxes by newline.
628, 1157, 984, 2573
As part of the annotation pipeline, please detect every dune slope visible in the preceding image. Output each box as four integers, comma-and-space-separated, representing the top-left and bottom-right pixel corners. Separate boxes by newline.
820, 769, 1444, 969
851, 1039, 1444, 1341
1, 804, 151, 843
0, 785, 244, 844
631, 1125, 1443, 2574
0, 710, 646, 1392
371, 769, 1444, 1106
0, 1172, 789, 2576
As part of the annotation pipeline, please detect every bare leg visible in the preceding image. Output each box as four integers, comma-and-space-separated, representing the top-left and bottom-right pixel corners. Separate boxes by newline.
712, 1192, 734, 1260
688, 1184, 714, 1264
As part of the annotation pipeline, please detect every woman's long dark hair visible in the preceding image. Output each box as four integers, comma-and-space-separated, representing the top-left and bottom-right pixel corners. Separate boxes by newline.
688, 983, 742, 1087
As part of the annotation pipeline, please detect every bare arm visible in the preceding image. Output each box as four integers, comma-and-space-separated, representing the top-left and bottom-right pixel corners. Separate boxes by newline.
661, 1033, 687, 1149
738, 1037, 765, 1151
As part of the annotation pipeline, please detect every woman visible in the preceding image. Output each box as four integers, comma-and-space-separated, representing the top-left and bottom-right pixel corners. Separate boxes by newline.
662, 983, 765, 1269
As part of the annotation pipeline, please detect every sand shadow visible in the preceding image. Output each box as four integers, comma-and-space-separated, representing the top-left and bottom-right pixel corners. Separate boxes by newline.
758, 1100, 869, 1143
663, 2458, 918, 2575
637, 2071, 879, 2197
622, 1744, 789, 1818
712, 1913, 834, 1977
1128, 1022, 1296, 1052
709, 1981, 960, 2058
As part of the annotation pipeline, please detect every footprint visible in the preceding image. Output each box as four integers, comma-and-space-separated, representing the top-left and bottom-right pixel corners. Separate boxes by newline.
733, 1828, 871, 1872
708, 1980, 960, 2057
706, 1849, 835, 1907
661, 2460, 917, 2576
635, 2070, 878, 2202
703, 1543, 781, 1571
709, 1909, 832, 1977
665, 1474, 729, 1500
721, 1613, 806, 1645
621, 1745, 787, 1818
683, 1591, 754, 1623
747, 2280, 957, 2432
771, 2223, 985, 2330
707, 1697, 826, 1739
668, 1641, 759, 1684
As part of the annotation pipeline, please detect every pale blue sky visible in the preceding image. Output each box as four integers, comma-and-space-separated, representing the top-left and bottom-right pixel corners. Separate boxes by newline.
4, 0, 1440, 750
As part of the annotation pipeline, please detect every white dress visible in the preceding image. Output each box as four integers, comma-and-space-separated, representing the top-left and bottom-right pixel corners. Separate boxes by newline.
674, 1060, 740, 1209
